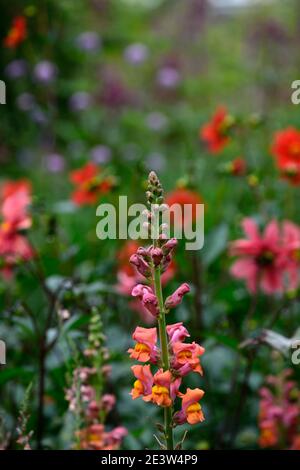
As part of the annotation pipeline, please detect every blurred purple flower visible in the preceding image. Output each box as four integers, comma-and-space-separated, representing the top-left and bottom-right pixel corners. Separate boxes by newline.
146, 152, 166, 172
69, 92, 92, 111
30, 108, 48, 125
157, 67, 181, 88
5, 59, 27, 79
76, 32, 101, 51
90, 145, 112, 164
124, 43, 149, 65
34, 61, 58, 84
16, 93, 35, 111
145, 112, 168, 131
44, 153, 65, 173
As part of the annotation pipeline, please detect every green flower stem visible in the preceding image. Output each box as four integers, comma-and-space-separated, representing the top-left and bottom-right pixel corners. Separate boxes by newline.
153, 265, 174, 450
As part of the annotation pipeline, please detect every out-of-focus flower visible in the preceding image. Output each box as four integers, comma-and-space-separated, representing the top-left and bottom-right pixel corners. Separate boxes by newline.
124, 43, 149, 65
33, 61, 57, 84
44, 153, 65, 173
69, 91, 92, 111
201, 106, 233, 154
271, 127, 300, 185
3, 16, 27, 48
16, 93, 35, 112
146, 152, 166, 172
165, 188, 203, 229
145, 112, 168, 131
174, 388, 205, 425
258, 370, 300, 449
90, 145, 112, 164
157, 67, 181, 89
230, 157, 247, 176
76, 32, 101, 51
77, 424, 127, 450
69, 162, 114, 205
0, 183, 34, 278
5, 59, 27, 79
230, 218, 300, 294
1, 179, 31, 201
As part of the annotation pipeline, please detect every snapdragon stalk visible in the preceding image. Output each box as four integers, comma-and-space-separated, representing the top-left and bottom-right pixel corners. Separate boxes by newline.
149, 171, 174, 450
153, 264, 174, 450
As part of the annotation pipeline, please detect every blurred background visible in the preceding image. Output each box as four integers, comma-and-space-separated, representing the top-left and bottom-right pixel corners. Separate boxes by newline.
0, 0, 300, 451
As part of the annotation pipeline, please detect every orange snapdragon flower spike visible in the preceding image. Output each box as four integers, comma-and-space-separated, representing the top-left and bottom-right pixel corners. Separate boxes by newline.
175, 388, 205, 425
200, 106, 231, 154
4, 16, 27, 48
271, 127, 300, 185
70, 162, 114, 205
128, 172, 205, 448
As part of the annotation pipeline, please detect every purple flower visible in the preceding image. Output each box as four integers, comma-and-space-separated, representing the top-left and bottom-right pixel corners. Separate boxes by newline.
30, 108, 48, 125
34, 61, 57, 84
145, 112, 168, 131
16, 93, 35, 111
44, 153, 65, 173
5, 60, 27, 79
157, 67, 181, 88
90, 145, 112, 164
146, 152, 166, 172
76, 32, 101, 51
69, 92, 92, 111
124, 43, 149, 65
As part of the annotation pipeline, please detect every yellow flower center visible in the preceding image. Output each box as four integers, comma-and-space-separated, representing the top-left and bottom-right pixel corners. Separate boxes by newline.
152, 385, 169, 396
135, 343, 150, 353
290, 142, 300, 157
1, 221, 12, 233
187, 402, 201, 414
133, 379, 144, 393
178, 350, 192, 360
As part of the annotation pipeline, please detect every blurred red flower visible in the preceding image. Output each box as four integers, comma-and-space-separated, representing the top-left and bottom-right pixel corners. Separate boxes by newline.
230, 157, 247, 176
271, 127, 300, 185
200, 106, 231, 154
165, 188, 203, 229
4, 16, 27, 48
1, 179, 32, 201
69, 162, 114, 205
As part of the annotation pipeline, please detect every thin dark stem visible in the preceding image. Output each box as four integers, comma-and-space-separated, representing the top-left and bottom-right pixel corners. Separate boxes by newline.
36, 337, 46, 449
190, 252, 203, 334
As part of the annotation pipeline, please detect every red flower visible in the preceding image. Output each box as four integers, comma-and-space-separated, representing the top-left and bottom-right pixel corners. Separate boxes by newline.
230, 218, 300, 294
230, 157, 247, 176
1, 179, 31, 201
69, 162, 114, 205
165, 188, 203, 229
4, 16, 27, 48
200, 106, 231, 154
271, 127, 300, 185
